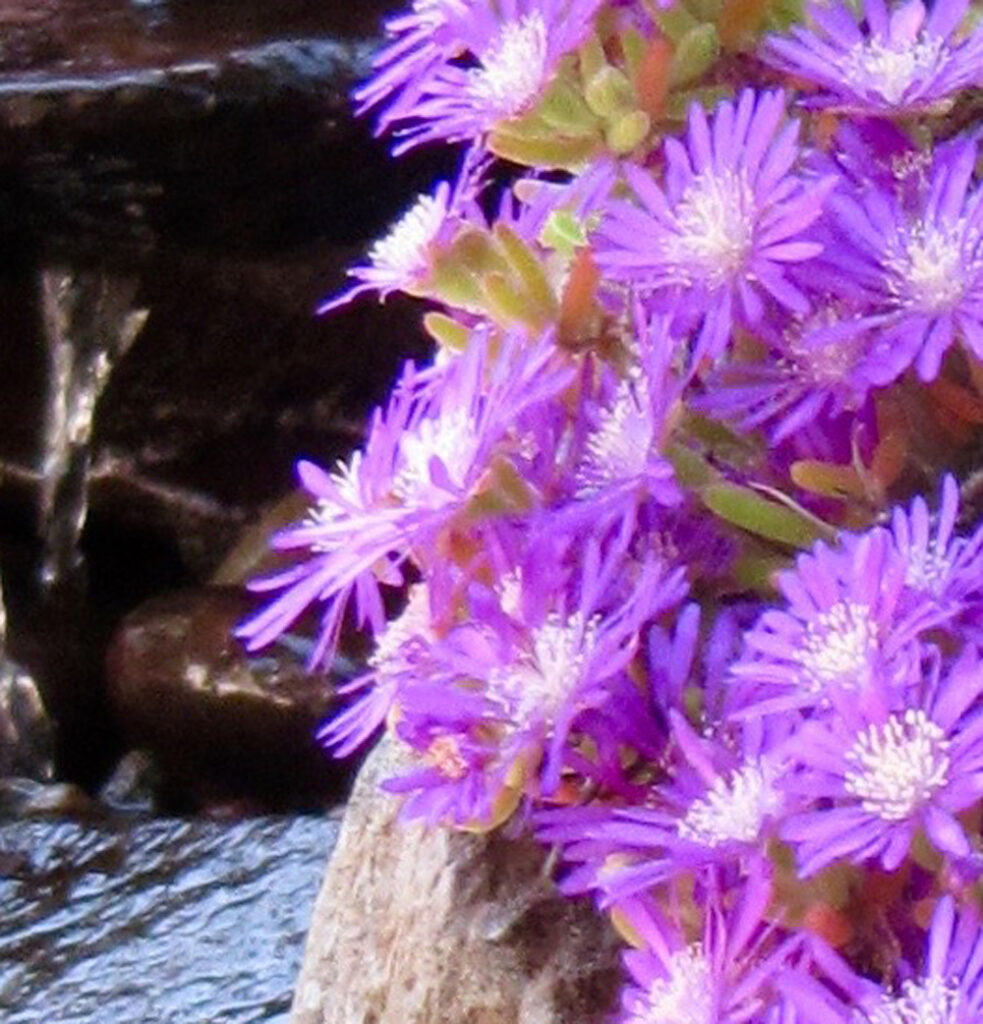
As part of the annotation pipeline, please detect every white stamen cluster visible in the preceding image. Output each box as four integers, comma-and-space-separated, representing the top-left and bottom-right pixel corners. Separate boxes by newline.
369, 191, 447, 284
492, 611, 600, 723
887, 219, 974, 314
859, 975, 962, 1024
669, 170, 755, 287
307, 453, 365, 548
576, 376, 655, 495
631, 944, 714, 1024
799, 600, 879, 690
469, 14, 550, 119
677, 761, 783, 847
393, 408, 477, 506
841, 37, 947, 105
904, 540, 955, 595
844, 709, 951, 822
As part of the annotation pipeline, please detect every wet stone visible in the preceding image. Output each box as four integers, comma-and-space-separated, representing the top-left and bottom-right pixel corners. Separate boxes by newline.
0, 813, 340, 1023
0, 659, 54, 782
106, 587, 349, 808
98, 749, 159, 815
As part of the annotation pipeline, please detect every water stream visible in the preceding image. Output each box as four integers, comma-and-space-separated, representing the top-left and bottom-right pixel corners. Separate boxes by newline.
0, 813, 339, 1023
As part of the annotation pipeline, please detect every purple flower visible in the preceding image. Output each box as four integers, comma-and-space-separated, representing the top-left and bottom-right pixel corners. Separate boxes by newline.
564, 310, 683, 529
695, 301, 880, 444
882, 473, 983, 612
730, 528, 937, 718
595, 89, 836, 360
783, 897, 983, 1024
317, 583, 435, 757
539, 710, 787, 902
361, 0, 604, 152
818, 137, 983, 382
353, 1, 462, 130
237, 332, 574, 670
382, 537, 688, 825
762, 0, 983, 115
615, 863, 796, 1024
780, 644, 983, 875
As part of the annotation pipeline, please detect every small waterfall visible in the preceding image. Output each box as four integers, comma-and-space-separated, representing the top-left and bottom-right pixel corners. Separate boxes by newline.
37, 269, 148, 588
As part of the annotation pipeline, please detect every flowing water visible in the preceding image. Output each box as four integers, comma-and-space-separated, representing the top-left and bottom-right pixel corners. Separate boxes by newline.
0, 813, 340, 1023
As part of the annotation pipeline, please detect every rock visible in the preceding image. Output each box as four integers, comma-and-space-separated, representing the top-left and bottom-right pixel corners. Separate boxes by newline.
0, 660, 54, 782
106, 587, 351, 807
0, 0, 447, 262
98, 748, 159, 815
290, 737, 622, 1024
0, 778, 92, 817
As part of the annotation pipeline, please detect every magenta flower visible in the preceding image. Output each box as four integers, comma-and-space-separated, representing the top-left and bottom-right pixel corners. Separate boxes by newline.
819, 137, 983, 382
361, 0, 604, 152
382, 537, 688, 825
317, 583, 435, 757
783, 897, 983, 1024
539, 710, 787, 903
615, 864, 797, 1024
237, 332, 574, 670
880, 473, 983, 614
780, 644, 983, 875
730, 529, 937, 718
695, 301, 880, 444
762, 0, 983, 115
595, 89, 836, 360
564, 311, 683, 530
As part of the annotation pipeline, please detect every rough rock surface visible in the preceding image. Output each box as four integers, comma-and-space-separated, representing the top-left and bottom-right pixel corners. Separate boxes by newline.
290, 737, 622, 1024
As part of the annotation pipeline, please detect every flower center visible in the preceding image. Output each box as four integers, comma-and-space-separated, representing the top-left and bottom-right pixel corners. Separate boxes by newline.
368, 190, 447, 287
800, 601, 879, 691
670, 169, 755, 287
393, 408, 477, 506
470, 14, 549, 118
492, 612, 599, 723
631, 944, 714, 1024
576, 378, 655, 495
892, 220, 969, 313
859, 975, 962, 1024
904, 540, 955, 595
842, 37, 947, 105
844, 710, 950, 822
677, 761, 783, 848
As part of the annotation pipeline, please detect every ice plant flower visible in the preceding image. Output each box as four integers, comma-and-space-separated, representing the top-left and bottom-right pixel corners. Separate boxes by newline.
783, 897, 983, 1024
566, 311, 683, 530
317, 583, 435, 757
595, 90, 836, 360
874, 473, 983, 616
780, 644, 983, 875
615, 865, 796, 1024
317, 180, 456, 313
539, 711, 787, 902
237, 332, 574, 670
383, 538, 688, 825
353, 0, 465, 130
368, 0, 605, 152
695, 301, 880, 444
762, 0, 983, 115
819, 138, 983, 382
317, 147, 491, 313
730, 528, 938, 717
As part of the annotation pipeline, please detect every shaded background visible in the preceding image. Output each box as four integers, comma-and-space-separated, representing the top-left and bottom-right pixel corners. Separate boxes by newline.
0, 4, 450, 1020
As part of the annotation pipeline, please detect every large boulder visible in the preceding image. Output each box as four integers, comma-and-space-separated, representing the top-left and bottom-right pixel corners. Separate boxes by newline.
291, 737, 622, 1024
